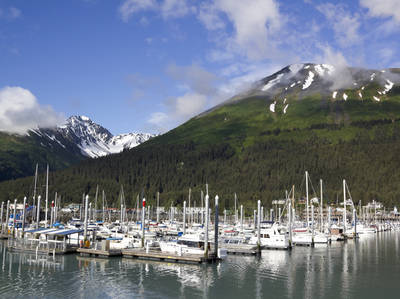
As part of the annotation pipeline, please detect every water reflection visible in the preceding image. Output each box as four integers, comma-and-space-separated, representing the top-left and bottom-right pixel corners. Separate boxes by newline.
0, 233, 400, 298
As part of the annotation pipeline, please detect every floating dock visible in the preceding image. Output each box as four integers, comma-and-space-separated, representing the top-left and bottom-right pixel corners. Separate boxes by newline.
226, 248, 260, 255
0, 234, 9, 240
122, 249, 220, 264
77, 247, 122, 258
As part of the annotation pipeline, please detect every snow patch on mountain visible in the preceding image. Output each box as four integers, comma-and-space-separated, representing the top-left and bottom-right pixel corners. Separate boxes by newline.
302, 71, 315, 89
261, 74, 284, 91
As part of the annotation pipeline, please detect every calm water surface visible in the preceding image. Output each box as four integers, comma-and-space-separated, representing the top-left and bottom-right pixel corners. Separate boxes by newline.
1, 232, 399, 298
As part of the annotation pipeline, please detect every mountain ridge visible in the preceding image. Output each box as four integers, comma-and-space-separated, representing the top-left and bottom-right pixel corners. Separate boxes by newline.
1, 63, 400, 209
0, 115, 155, 181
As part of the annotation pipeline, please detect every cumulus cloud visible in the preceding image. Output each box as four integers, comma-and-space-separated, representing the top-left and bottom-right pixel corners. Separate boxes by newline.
317, 3, 361, 48
315, 46, 354, 90
213, 0, 282, 60
166, 63, 218, 95
0, 86, 64, 134
148, 93, 207, 132
360, 0, 400, 23
161, 0, 191, 19
119, 0, 157, 22
197, 3, 225, 31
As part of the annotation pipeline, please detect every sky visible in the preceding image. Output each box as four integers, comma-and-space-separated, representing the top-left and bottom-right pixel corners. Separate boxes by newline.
0, 0, 399, 135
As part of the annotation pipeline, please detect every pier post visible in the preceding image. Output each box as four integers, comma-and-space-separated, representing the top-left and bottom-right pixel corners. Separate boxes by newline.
204, 194, 209, 258
240, 205, 243, 234
311, 205, 314, 244
13, 199, 17, 237
261, 206, 264, 222
141, 197, 146, 248
257, 200, 261, 253
201, 190, 204, 225
45, 197, 48, 229
214, 195, 219, 258
89, 202, 92, 225
288, 201, 293, 248
22, 197, 26, 237
328, 206, 332, 236
320, 179, 323, 232
353, 209, 357, 238
36, 196, 41, 229
54, 192, 58, 223
306, 171, 309, 227
156, 192, 160, 223
183, 201, 186, 235
224, 209, 226, 225
5, 201, 9, 234
253, 210, 257, 229
50, 201, 54, 227
45, 164, 49, 228
343, 180, 347, 234
234, 193, 238, 224
278, 207, 281, 223
84, 195, 89, 242
188, 188, 191, 226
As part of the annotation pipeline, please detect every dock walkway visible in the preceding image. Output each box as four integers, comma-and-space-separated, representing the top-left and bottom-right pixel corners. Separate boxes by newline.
77, 248, 122, 258
122, 249, 219, 264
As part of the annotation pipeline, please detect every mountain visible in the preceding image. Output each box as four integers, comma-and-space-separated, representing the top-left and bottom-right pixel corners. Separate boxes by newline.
58, 115, 155, 158
1, 64, 400, 209
0, 115, 154, 181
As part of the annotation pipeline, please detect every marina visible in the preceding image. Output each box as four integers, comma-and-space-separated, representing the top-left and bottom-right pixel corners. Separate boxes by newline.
1, 231, 400, 298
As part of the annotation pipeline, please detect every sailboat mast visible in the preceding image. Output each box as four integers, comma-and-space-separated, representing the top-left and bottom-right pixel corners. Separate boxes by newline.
45, 164, 49, 228
320, 179, 323, 232
343, 179, 347, 233
306, 171, 309, 228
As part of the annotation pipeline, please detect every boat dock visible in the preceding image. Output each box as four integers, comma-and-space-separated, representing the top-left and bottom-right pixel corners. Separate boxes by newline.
77, 247, 122, 258
122, 248, 220, 264
226, 248, 261, 255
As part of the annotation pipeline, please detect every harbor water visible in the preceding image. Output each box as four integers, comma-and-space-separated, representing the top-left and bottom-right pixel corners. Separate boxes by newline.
0, 232, 399, 298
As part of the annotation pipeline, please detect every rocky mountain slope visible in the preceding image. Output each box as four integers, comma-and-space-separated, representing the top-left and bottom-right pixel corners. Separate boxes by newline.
0, 116, 154, 181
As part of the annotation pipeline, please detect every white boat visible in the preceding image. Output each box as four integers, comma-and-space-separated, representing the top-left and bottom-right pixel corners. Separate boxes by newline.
159, 234, 207, 255
313, 232, 330, 244
292, 231, 313, 246
249, 224, 290, 249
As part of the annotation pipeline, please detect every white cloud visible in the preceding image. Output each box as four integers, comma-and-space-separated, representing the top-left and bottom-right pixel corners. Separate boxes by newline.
174, 92, 207, 118
0, 6, 21, 20
214, 0, 282, 60
360, 0, 400, 23
161, 0, 191, 19
118, 0, 157, 22
118, 0, 191, 22
0, 86, 64, 134
317, 3, 361, 48
166, 63, 218, 95
147, 92, 207, 132
148, 111, 168, 125
197, 3, 225, 30
315, 46, 355, 90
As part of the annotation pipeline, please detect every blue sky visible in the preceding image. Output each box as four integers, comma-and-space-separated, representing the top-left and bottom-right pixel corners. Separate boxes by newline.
0, 0, 399, 135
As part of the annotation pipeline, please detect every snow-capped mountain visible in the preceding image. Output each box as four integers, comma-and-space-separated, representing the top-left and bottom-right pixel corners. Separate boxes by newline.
206, 63, 399, 118
56, 115, 155, 158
